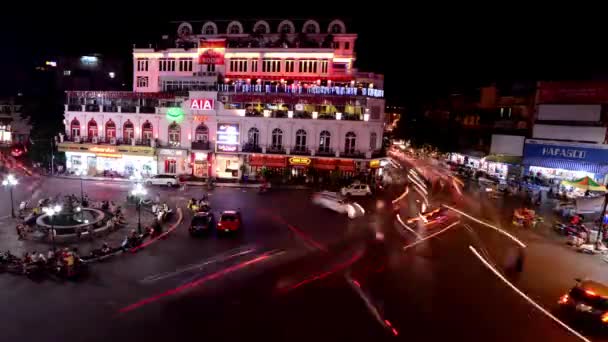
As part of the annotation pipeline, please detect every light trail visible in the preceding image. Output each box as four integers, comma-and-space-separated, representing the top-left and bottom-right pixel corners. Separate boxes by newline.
469, 246, 591, 342
403, 221, 460, 251
396, 214, 423, 239
391, 186, 409, 204
287, 224, 328, 252
442, 205, 527, 248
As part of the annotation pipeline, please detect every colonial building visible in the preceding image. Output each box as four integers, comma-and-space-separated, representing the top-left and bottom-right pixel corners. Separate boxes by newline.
59, 19, 386, 180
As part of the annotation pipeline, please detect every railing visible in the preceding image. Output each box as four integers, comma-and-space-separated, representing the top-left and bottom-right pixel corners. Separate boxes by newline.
63, 136, 152, 146
191, 141, 210, 150
266, 145, 286, 154
139, 106, 155, 114
242, 143, 262, 153
103, 105, 118, 113
218, 84, 384, 98
371, 149, 386, 158
291, 147, 311, 156
341, 150, 365, 159
85, 104, 99, 112
316, 148, 335, 157
67, 104, 82, 111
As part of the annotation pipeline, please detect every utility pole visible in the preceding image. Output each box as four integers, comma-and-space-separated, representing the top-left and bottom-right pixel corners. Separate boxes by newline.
50, 137, 55, 175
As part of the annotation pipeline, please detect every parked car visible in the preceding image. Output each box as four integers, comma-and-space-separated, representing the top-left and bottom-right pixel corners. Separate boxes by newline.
341, 183, 372, 197
189, 212, 214, 236
145, 174, 179, 187
217, 210, 242, 234
558, 278, 608, 326
312, 191, 365, 219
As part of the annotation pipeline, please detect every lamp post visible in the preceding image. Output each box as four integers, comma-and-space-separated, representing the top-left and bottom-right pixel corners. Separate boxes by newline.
131, 183, 147, 234
43, 205, 62, 250
75, 169, 85, 203
2, 174, 18, 218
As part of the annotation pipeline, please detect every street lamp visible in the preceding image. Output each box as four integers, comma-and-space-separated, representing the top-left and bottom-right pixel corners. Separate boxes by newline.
2, 174, 18, 218
131, 183, 147, 234
75, 169, 86, 203
43, 204, 62, 250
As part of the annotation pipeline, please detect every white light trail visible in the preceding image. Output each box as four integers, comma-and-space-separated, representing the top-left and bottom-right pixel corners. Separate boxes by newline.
403, 221, 460, 251
396, 214, 423, 239
469, 246, 591, 342
442, 205, 526, 248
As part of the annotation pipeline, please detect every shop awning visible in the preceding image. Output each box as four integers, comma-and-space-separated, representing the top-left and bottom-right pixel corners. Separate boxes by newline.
314, 158, 337, 170
265, 156, 287, 168
562, 176, 607, 192
484, 154, 523, 165
523, 157, 608, 174
337, 160, 355, 172
249, 155, 265, 167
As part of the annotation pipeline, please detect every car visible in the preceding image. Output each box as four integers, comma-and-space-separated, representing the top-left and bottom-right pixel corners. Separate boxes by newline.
341, 183, 372, 197
312, 191, 365, 219
145, 174, 179, 187
217, 210, 242, 234
189, 212, 214, 236
558, 278, 608, 325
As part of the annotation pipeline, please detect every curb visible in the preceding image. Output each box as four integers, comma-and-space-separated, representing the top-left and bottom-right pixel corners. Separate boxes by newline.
130, 207, 183, 253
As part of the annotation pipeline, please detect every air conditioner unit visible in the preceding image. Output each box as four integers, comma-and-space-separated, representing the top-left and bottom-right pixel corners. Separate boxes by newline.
92, 136, 98, 144
74, 136, 81, 143
220, 95, 228, 103
110, 137, 117, 145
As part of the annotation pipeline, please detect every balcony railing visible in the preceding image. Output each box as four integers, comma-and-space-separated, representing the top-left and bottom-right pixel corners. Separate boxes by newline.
191, 141, 210, 150
63, 136, 152, 146
291, 147, 311, 156
218, 84, 384, 98
316, 148, 335, 157
85, 104, 99, 112
266, 145, 286, 154
242, 143, 262, 153
341, 150, 365, 159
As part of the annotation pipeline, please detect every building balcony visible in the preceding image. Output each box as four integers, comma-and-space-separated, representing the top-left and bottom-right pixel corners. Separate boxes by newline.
340, 150, 365, 159
242, 143, 262, 153
266, 145, 286, 154
316, 148, 335, 157
62, 135, 153, 147
191, 141, 211, 150
218, 84, 384, 99
291, 147, 311, 156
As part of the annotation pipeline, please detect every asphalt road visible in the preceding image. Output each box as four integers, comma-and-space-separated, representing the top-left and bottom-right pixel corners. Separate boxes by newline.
0, 174, 595, 341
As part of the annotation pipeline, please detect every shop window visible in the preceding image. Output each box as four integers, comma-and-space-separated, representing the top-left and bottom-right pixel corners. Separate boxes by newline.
87, 119, 98, 137
70, 118, 80, 137
168, 122, 181, 147
271, 128, 283, 149
195, 124, 209, 142
137, 58, 149, 72
165, 159, 177, 174
105, 120, 116, 138
295, 129, 307, 151
369, 132, 377, 150
344, 131, 356, 154
142, 121, 153, 143
319, 130, 331, 152
123, 120, 134, 143
248, 127, 260, 146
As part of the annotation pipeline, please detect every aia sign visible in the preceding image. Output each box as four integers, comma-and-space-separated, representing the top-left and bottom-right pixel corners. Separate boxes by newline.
190, 99, 214, 110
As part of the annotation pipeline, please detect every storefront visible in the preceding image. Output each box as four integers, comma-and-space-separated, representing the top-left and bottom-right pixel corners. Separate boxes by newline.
60, 143, 157, 176
289, 156, 311, 177
523, 139, 608, 183
479, 155, 523, 179
191, 151, 211, 178
157, 148, 189, 175
215, 154, 241, 179
449, 152, 484, 169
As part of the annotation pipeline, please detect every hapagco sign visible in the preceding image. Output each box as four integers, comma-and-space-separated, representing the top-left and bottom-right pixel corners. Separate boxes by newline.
524, 140, 608, 163
541, 147, 587, 159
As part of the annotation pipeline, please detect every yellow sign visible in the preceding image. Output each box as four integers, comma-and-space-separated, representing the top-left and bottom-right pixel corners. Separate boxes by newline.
58, 142, 155, 156
289, 157, 311, 166
369, 159, 381, 168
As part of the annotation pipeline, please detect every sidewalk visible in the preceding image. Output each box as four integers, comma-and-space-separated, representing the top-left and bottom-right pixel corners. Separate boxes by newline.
49, 174, 310, 190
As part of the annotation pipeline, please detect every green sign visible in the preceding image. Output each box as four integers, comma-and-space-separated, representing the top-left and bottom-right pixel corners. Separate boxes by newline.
166, 107, 184, 123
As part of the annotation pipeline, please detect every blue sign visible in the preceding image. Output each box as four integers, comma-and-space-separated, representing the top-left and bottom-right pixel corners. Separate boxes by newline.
524, 141, 608, 164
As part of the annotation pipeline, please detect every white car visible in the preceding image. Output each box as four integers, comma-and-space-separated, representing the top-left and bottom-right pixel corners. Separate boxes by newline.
145, 174, 179, 187
341, 183, 372, 197
312, 191, 365, 219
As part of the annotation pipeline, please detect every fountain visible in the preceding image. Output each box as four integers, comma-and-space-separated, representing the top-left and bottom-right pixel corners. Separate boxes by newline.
36, 196, 107, 236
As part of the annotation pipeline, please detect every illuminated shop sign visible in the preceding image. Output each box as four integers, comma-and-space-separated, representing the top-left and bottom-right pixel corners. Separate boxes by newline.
89, 146, 116, 153
217, 123, 239, 146
190, 99, 215, 110
369, 159, 381, 168
166, 107, 185, 123
198, 50, 224, 65
193, 115, 209, 122
289, 157, 311, 166
216, 144, 238, 152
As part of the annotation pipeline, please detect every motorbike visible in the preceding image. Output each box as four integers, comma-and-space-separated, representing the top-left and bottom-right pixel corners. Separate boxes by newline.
121, 234, 144, 250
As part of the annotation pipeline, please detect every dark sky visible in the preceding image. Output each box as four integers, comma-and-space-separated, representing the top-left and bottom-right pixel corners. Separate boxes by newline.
1, 3, 606, 105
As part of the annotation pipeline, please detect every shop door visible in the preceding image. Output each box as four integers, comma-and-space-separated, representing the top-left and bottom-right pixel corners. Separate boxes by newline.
194, 161, 208, 178
165, 159, 177, 174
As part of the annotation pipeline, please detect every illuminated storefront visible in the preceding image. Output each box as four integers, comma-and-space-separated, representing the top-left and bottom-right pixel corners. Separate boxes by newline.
59, 143, 156, 176
157, 148, 189, 174
0, 124, 11, 144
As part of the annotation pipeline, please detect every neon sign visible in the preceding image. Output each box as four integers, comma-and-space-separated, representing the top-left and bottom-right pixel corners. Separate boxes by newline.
289, 157, 311, 166
217, 123, 239, 146
216, 144, 237, 152
193, 115, 209, 122
166, 107, 185, 123
89, 146, 116, 153
190, 99, 214, 110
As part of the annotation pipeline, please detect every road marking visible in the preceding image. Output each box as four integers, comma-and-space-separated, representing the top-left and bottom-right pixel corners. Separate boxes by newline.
140, 247, 257, 283
403, 220, 460, 251
442, 205, 527, 248
469, 246, 591, 342
396, 214, 423, 239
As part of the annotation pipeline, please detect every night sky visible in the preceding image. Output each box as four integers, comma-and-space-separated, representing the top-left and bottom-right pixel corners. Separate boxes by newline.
0, 4, 605, 106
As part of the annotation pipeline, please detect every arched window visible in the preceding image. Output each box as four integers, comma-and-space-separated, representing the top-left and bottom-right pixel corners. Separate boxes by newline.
319, 130, 331, 152
327, 20, 346, 34
271, 128, 283, 149
248, 127, 260, 146
302, 20, 320, 34
295, 129, 307, 151
369, 132, 377, 150
195, 124, 208, 142
142, 121, 153, 142
202, 21, 217, 35
227, 21, 243, 35
70, 118, 80, 137
87, 119, 98, 137
105, 120, 116, 138
253, 20, 270, 34
344, 131, 356, 154
278, 20, 295, 34
330, 24, 342, 34
123, 120, 134, 143
168, 122, 181, 147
